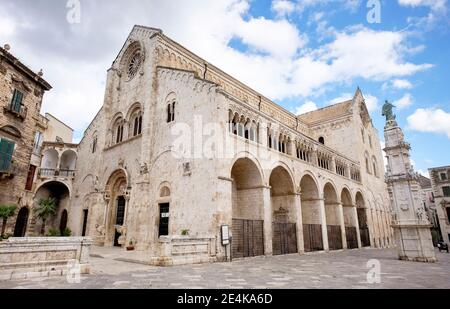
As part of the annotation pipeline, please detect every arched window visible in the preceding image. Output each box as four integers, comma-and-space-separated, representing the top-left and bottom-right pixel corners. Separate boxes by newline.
112, 117, 124, 145
372, 156, 378, 177
167, 102, 175, 123
92, 136, 97, 153
131, 113, 142, 136
318, 136, 325, 145
365, 152, 371, 174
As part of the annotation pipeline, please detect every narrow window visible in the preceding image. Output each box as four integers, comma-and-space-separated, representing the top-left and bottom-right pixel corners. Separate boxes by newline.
138, 115, 142, 134
92, 137, 97, 153
318, 137, 325, 145
167, 102, 175, 123
441, 173, 448, 181
10, 90, 24, 113
443, 186, 450, 197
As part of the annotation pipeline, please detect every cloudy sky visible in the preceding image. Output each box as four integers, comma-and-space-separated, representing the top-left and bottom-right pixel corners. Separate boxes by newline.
0, 0, 449, 175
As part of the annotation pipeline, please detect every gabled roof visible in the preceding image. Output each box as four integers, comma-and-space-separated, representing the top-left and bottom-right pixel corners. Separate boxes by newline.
298, 100, 353, 124
418, 174, 432, 189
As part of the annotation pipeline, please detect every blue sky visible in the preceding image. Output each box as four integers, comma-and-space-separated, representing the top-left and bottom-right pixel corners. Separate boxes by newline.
0, 0, 448, 175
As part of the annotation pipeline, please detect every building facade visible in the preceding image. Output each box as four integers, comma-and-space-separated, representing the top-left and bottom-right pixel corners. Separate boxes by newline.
0, 45, 52, 237
69, 26, 393, 265
429, 166, 450, 244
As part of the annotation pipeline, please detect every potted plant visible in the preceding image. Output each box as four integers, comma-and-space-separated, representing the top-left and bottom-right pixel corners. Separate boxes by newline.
181, 229, 189, 236
126, 239, 135, 251
0, 204, 17, 239
35, 197, 57, 235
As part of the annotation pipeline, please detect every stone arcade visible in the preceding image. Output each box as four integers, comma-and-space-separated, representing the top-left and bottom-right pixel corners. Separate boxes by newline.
68, 26, 393, 265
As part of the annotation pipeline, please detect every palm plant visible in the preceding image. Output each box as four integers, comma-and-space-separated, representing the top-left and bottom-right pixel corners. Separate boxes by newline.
0, 204, 17, 238
35, 197, 57, 235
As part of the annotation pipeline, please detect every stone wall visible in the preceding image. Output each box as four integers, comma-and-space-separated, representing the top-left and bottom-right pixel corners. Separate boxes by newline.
0, 237, 92, 280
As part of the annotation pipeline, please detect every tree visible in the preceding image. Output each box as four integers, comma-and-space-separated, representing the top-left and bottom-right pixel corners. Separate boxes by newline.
35, 197, 57, 235
0, 204, 17, 238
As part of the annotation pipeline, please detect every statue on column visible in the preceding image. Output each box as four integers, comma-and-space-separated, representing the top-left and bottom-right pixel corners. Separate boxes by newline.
382, 100, 396, 123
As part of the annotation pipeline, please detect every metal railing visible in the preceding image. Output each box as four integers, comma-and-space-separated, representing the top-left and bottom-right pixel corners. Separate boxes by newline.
39, 168, 75, 178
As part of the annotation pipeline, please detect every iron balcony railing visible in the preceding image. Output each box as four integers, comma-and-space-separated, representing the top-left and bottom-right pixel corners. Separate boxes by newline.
39, 168, 56, 177
39, 168, 75, 178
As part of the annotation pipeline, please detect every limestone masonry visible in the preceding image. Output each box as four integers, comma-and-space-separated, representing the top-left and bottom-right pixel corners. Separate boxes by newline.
1, 26, 394, 265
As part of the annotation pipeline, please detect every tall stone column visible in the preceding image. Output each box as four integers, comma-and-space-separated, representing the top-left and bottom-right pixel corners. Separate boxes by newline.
319, 198, 329, 251
383, 102, 436, 262
294, 193, 305, 253
352, 206, 362, 248
262, 186, 273, 255
338, 203, 347, 249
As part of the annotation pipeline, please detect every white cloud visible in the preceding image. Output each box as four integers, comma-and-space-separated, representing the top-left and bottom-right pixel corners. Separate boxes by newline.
364, 94, 379, 112
380, 140, 388, 168
392, 79, 413, 89
271, 0, 296, 17
0, 0, 435, 138
407, 108, 450, 138
329, 93, 378, 112
394, 93, 413, 109
398, 0, 447, 11
295, 101, 318, 115
329, 93, 353, 105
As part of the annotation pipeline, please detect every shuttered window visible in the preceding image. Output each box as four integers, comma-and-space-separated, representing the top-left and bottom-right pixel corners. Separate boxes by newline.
10, 90, 24, 113
0, 138, 15, 172
443, 186, 450, 197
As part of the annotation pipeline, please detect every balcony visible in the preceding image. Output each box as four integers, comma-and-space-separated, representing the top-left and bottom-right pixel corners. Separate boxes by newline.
0, 161, 19, 178
38, 168, 75, 179
3, 104, 27, 121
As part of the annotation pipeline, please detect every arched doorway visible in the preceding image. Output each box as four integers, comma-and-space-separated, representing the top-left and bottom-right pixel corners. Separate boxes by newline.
300, 175, 323, 252
59, 209, 68, 235
324, 183, 342, 250
34, 181, 70, 235
356, 192, 370, 247
342, 188, 358, 249
270, 166, 297, 255
104, 169, 128, 247
231, 158, 264, 258
13, 207, 29, 237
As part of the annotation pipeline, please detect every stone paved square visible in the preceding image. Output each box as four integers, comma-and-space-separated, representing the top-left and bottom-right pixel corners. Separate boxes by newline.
1, 248, 449, 289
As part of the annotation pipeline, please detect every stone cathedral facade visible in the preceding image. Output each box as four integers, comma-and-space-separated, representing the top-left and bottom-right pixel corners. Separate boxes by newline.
69, 26, 393, 265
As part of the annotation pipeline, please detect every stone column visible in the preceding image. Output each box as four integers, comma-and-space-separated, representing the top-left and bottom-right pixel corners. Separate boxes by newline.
338, 203, 347, 249
319, 198, 329, 252
294, 193, 304, 254
353, 205, 362, 248
262, 186, 273, 255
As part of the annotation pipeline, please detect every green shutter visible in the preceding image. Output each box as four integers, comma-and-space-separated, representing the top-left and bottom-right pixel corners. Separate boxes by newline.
10, 90, 23, 113
0, 139, 15, 172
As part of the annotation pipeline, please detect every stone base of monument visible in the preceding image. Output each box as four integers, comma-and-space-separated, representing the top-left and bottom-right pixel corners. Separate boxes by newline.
0, 237, 92, 281
393, 222, 437, 263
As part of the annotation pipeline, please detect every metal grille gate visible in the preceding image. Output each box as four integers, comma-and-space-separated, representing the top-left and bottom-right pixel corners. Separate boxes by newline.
327, 225, 343, 250
359, 227, 370, 247
303, 224, 323, 252
232, 219, 264, 258
273, 223, 297, 255
357, 208, 371, 247
345, 226, 358, 249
